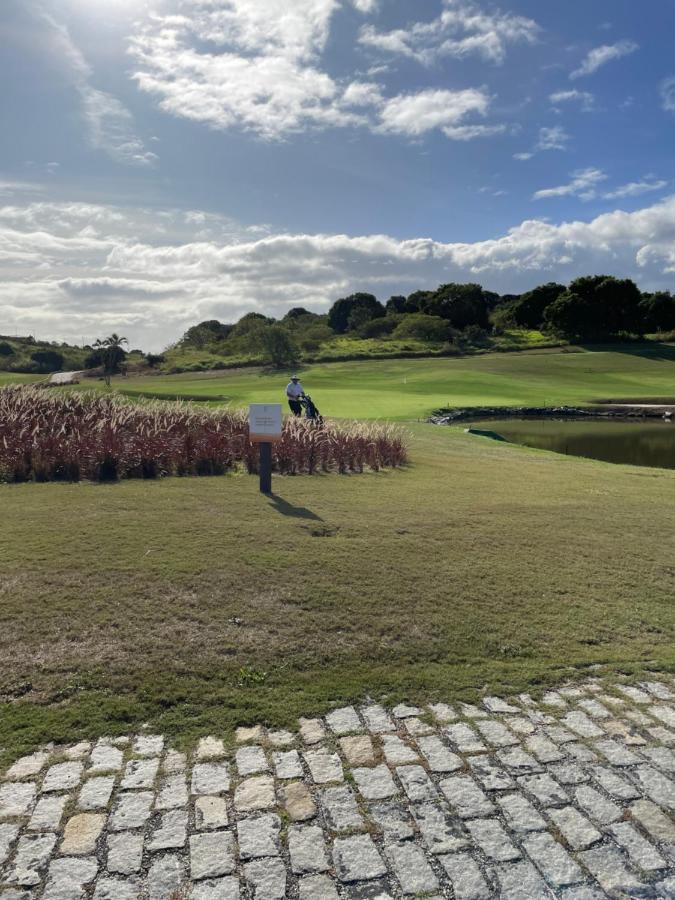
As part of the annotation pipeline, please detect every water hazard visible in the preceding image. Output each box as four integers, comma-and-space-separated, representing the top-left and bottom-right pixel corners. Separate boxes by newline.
472, 417, 675, 470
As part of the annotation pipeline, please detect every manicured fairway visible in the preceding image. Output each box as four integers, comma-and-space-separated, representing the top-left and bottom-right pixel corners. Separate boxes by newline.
111, 344, 675, 419
1, 423, 673, 761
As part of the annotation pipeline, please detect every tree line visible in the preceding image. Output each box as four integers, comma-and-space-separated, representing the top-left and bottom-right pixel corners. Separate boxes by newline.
179, 275, 675, 366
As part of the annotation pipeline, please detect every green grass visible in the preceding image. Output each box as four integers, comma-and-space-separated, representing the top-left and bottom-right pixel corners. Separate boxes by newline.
106, 344, 675, 420
1, 423, 673, 762
0, 372, 42, 386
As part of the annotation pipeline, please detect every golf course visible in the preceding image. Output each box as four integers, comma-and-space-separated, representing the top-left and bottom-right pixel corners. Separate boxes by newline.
112, 344, 675, 419
1, 345, 674, 763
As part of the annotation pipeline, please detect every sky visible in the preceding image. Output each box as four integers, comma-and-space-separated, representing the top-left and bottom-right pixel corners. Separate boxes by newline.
1, 0, 674, 350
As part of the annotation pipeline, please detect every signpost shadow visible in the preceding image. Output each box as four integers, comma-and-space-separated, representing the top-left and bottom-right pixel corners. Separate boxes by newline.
267, 494, 323, 521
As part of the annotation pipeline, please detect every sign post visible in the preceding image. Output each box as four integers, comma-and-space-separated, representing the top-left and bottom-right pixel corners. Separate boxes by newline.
248, 403, 283, 494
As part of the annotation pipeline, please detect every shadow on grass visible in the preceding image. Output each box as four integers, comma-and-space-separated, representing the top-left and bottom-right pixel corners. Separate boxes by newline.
582, 341, 675, 363
267, 493, 323, 521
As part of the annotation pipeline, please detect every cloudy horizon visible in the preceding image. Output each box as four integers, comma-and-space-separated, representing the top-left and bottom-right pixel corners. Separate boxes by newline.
2, 0, 674, 350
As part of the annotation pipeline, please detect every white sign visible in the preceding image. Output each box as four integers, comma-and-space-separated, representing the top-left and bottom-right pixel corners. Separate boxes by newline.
249, 403, 283, 442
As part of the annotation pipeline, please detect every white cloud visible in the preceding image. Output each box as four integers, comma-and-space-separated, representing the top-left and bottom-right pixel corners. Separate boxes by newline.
351, 0, 378, 12
377, 88, 494, 137
549, 89, 595, 112
342, 81, 384, 108
129, 4, 505, 142
533, 168, 607, 201
536, 126, 569, 151
358, 0, 539, 66
5, 196, 675, 349
603, 179, 667, 200
514, 125, 569, 161
42, 13, 156, 166
570, 41, 638, 79
661, 76, 675, 112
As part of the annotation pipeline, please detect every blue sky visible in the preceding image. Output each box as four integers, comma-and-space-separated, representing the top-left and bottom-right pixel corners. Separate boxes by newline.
1, 0, 674, 349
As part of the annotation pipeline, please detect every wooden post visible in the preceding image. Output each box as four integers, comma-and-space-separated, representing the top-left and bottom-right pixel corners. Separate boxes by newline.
259, 441, 272, 494
249, 404, 282, 495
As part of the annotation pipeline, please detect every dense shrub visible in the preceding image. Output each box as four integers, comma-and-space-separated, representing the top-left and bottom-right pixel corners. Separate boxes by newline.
0, 342, 14, 357
30, 349, 64, 373
358, 317, 399, 339
393, 314, 451, 342
0, 387, 407, 483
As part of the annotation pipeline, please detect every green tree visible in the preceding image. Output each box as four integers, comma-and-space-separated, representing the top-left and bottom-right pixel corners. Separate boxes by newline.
260, 324, 299, 368
544, 276, 643, 341
421, 283, 492, 329
30, 349, 64, 373
508, 283, 566, 329
93, 334, 128, 386
145, 353, 165, 368
181, 320, 232, 348
385, 295, 407, 314
639, 291, 675, 333
0, 342, 14, 357
404, 290, 433, 313
328, 293, 384, 333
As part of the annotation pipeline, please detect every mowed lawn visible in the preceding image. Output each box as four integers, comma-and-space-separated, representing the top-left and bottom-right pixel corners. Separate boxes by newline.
1, 423, 673, 762
112, 344, 675, 419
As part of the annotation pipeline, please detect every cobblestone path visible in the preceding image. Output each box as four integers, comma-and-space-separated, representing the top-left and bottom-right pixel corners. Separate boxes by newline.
1, 677, 674, 899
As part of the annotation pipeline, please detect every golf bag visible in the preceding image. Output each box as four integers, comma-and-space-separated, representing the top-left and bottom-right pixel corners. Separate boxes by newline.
300, 394, 323, 425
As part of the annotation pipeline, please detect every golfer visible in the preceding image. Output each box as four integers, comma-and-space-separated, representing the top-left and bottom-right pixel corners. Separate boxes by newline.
286, 375, 304, 416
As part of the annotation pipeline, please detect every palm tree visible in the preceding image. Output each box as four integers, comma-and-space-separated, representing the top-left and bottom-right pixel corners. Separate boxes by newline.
94, 334, 128, 386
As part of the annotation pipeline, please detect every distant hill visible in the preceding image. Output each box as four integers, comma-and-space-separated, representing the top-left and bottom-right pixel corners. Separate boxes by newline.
0, 335, 91, 374
0, 335, 147, 376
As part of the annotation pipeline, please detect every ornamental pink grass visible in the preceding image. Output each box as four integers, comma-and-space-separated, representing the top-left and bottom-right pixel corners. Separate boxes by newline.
0, 386, 407, 483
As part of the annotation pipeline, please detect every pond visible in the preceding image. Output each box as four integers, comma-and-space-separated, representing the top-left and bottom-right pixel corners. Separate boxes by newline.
471, 418, 675, 470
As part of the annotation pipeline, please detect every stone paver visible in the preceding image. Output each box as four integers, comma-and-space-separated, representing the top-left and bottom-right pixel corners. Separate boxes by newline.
281, 780, 316, 821
523, 831, 584, 887
27, 795, 67, 832
107, 831, 143, 874
190, 832, 235, 880
78, 775, 115, 811
237, 812, 280, 859
0, 676, 674, 898
289, 824, 329, 874
59, 813, 105, 855
195, 795, 229, 830
191, 762, 230, 795
333, 834, 387, 883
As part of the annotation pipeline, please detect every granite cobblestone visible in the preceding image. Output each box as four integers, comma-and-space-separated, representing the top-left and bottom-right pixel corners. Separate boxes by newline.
0, 676, 673, 897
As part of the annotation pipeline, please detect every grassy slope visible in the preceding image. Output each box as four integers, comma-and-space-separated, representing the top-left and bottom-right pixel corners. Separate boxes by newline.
1, 424, 673, 761
111, 345, 675, 420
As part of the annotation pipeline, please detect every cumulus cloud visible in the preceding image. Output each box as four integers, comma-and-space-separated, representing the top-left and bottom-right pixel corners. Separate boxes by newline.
377, 88, 499, 138
128, 2, 506, 142
42, 13, 156, 166
549, 89, 595, 112
358, 0, 539, 66
4, 196, 675, 349
533, 168, 607, 201
570, 41, 638, 80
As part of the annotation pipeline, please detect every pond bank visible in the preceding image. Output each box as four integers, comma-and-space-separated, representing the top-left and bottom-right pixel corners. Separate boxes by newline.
429, 403, 675, 424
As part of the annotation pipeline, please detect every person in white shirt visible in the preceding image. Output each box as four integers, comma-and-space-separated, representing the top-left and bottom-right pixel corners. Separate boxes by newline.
286, 375, 304, 416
